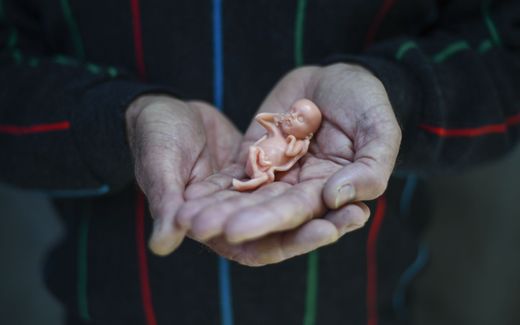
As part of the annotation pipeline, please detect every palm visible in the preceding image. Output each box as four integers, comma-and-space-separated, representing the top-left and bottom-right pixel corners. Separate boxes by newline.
178, 64, 400, 266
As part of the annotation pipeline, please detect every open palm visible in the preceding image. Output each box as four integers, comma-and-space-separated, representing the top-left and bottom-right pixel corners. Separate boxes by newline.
176, 64, 401, 266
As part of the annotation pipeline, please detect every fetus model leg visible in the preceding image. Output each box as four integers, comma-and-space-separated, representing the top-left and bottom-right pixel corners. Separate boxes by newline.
232, 146, 275, 191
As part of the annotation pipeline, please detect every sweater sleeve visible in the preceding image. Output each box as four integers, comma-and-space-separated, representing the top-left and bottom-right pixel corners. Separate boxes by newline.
0, 0, 176, 192
339, 0, 520, 175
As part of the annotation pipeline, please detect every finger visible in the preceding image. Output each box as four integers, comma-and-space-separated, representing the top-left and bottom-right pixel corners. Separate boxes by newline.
322, 156, 391, 209
323, 117, 401, 209
323, 201, 370, 236
176, 189, 240, 229
205, 202, 369, 266
143, 155, 207, 256
226, 219, 338, 267
146, 184, 187, 256
136, 153, 189, 256
242, 203, 369, 266
184, 164, 244, 200
191, 182, 292, 241
224, 179, 326, 244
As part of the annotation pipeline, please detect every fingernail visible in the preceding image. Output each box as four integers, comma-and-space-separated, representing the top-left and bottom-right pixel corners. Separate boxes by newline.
149, 219, 179, 256
340, 223, 363, 236
334, 184, 355, 209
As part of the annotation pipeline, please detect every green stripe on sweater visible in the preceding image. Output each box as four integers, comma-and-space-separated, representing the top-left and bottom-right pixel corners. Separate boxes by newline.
294, 1, 320, 325
60, 0, 85, 59
294, 0, 307, 67
478, 39, 493, 53
0, 0, 19, 54
482, 0, 502, 46
395, 41, 418, 60
433, 41, 470, 63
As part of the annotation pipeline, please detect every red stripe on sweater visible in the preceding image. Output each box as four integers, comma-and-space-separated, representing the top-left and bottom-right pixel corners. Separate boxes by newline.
364, 0, 397, 49
130, 1, 156, 323
130, 0, 146, 79
362, 3, 394, 322
136, 191, 158, 325
0, 121, 70, 135
366, 195, 387, 325
419, 112, 520, 137
506, 113, 520, 126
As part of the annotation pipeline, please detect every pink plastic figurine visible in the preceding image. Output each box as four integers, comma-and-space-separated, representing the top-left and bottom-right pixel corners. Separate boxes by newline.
233, 98, 322, 191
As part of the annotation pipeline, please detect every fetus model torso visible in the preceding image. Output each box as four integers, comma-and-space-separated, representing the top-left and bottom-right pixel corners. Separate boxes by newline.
233, 99, 322, 191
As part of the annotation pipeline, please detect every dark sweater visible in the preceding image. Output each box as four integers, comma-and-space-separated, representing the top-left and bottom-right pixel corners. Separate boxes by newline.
0, 0, 518, 324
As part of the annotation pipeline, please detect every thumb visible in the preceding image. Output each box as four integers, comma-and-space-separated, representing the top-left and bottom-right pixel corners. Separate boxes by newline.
146, 146, 216, 256
137, 155, 190, 256
322, 159, 390, 209
144, 149, 215, 256
322, 128, 400, 209
147, 184, 186, 256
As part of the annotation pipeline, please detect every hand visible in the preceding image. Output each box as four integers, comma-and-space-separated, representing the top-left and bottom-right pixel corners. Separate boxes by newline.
174, 64, 400, 265
176, 64, 401, 266
125, 95, 241, 255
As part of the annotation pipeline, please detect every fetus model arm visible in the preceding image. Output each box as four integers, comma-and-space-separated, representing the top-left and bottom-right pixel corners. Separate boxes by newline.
277, 136, 310, 171
254, 113, 282, 137
285, 135, 305, 157
233, 99, 322, 191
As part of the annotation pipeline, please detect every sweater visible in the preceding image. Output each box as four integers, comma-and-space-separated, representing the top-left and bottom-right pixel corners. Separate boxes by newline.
1, 0, 519, 324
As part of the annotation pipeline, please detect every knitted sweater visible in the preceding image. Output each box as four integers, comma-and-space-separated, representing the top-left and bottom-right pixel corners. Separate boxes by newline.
0, 0, 519, 324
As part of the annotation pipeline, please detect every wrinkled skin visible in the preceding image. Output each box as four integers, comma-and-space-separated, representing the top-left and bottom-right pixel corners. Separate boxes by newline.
126, 95, 241, 255
169, 64, 402, 266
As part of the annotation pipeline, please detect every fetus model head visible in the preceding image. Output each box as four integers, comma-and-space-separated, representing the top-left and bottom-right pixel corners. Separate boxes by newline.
278, 99, 322, 139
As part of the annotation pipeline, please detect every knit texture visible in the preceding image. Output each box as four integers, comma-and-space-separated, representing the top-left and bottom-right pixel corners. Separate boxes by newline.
2, 0, 519, 324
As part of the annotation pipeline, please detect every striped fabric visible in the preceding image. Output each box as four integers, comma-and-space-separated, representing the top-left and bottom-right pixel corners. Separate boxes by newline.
2, 0, 519, 324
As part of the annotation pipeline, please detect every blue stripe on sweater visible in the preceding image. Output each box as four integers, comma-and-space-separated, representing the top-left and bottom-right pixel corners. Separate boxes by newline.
212, 1, 234, 324
399, 174, 418, 218
213, 0, 224, 110
393, 244, 430, 319
39, 184, 110, 198
394, 174, 429, 319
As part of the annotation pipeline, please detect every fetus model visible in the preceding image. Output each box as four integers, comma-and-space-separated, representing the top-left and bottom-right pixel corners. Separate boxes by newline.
232, 99, 322, 191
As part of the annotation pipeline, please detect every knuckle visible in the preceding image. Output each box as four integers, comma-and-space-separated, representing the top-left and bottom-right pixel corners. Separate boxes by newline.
187, 100, 214, 112
228, 250, 262, 267
372, 176, 388, 197
176, 203, 195, 228
359, 158, 390, 198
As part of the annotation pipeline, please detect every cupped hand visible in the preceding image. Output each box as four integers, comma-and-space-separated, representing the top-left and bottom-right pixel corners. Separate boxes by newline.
125, 95, 241, 256
177, 64, 401, 266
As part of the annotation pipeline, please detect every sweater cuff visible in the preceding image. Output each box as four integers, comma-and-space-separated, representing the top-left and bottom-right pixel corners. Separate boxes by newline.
72, 79, 178, 191
322, 54, 421, 130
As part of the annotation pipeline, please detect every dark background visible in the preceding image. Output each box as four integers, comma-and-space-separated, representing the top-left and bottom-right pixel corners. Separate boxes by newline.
1, 145, 519, 324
